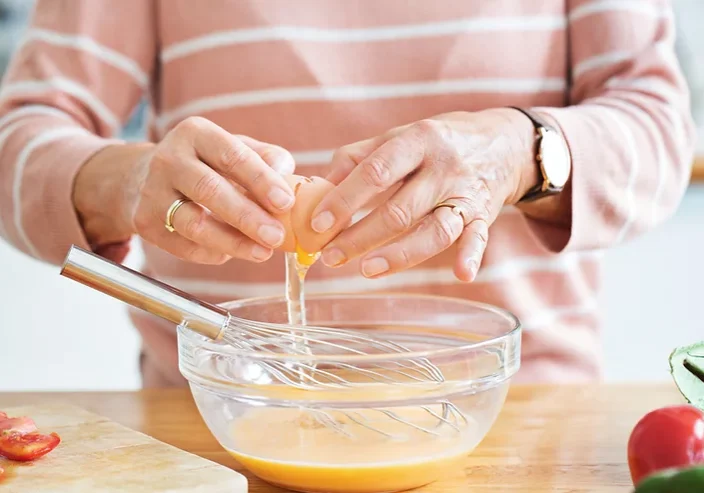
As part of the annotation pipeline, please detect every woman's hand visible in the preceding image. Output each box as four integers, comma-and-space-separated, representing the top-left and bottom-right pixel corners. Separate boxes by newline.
73, 116, 296, 264
309, 108, 541, 281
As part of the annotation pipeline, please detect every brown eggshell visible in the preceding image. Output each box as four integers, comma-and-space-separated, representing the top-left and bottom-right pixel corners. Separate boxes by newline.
270, 174, 307, 252
289, 175, 337, 254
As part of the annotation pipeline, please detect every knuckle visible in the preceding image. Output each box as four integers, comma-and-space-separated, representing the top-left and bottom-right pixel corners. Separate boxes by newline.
248, 167, 267, 188
334, 191, 355, 215
257, 147, 277, 166
360, 156, 393, 190
218, 144, 248, 175
472, 221, 490, 244
328, 147, 359, 180
337, 232, 363, 257
334, 145, 363, 166
412, 118, 444, 138
183, 210, 207, 239
235, 207, 253, 230
396, 246, 412, 267
432, 216, 457, 250
192, 173, 222, 203
176, 116, 206, 134
381, 201, 413, 232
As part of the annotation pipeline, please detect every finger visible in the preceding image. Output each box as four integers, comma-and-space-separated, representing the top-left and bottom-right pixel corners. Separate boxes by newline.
324, 136, 384, 185
454, 218, 489, 282
319, 169, 442, 267
182, 117, 296, 213
311, 132, 426, 236
169, 198, 274, 262
323, 124, 416, 185
146, 230, 229, 265
137, 204, 230, 265
170, 159, 286, 249
357, 206, 466, 278
236, 134, 295, 175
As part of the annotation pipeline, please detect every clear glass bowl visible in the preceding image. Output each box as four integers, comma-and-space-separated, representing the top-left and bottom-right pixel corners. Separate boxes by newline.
178, 293, 521, 493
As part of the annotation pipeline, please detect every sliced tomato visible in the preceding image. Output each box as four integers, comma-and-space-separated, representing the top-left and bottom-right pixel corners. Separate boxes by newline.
0, 417, 37, 435
0, 432, 60, 462
0, 412, 7, 420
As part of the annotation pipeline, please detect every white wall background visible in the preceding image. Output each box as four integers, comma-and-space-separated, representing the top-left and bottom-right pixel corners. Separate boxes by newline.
0, 0, 703, 391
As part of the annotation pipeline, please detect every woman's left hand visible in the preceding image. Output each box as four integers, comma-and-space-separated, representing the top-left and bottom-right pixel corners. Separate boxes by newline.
309, 108, 539, 282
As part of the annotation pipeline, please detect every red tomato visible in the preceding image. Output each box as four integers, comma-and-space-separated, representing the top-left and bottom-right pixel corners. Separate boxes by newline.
0, 417, 37, 435
0, 432, 61, 462
627, 404, 704, 485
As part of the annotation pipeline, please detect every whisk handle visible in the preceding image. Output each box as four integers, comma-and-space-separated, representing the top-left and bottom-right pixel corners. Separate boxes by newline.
60, 245, 230, 341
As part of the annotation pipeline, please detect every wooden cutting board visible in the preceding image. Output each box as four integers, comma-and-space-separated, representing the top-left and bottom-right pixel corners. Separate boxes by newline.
0, 403, 248, 492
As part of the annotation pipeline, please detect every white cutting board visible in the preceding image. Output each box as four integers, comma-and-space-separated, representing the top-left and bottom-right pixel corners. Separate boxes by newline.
0, 403, 248, 492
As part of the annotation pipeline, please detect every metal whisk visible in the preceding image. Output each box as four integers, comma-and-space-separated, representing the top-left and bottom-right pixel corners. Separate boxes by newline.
60, 245, 468, 439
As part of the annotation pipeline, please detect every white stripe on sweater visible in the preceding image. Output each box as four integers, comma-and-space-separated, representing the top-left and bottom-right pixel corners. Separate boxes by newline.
20, 29, 150, 89
163, 15, 567, 62
0, 78, 120, 132
12, 127, 90, 258
157, 77, 566, 131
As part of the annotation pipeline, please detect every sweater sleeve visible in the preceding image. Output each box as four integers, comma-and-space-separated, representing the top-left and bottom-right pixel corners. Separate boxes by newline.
523, 0, 697, 253
0, 0, 156, 265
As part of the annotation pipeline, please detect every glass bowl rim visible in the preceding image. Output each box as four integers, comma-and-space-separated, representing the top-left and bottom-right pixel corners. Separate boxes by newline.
177, 291, 522, 364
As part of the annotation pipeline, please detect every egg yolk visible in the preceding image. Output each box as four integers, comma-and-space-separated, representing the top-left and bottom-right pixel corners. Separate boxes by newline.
295, 243, 320, 267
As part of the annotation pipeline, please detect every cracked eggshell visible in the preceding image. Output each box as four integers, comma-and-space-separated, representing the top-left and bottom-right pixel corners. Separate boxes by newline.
273, 174, 337, 254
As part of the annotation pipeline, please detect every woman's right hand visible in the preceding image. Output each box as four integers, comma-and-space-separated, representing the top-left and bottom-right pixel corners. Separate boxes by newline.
73, 116, 296, 264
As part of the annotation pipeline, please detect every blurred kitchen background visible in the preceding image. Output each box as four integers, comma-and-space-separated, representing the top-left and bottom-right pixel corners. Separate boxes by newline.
1, 0, 703, 391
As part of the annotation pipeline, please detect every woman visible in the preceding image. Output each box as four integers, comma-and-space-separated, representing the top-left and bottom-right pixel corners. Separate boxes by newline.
0, 1, 695, 387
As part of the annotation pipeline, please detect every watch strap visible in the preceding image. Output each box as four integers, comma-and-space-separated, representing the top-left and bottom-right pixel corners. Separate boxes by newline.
508, 106, 553, 132
507, 106, 559, 203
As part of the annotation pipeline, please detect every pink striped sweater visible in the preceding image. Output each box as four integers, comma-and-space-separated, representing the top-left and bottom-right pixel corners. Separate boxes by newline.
0, 1, 696, 387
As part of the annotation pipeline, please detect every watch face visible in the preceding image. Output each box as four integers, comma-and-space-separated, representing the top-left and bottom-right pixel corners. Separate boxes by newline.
540, 129, 571, 187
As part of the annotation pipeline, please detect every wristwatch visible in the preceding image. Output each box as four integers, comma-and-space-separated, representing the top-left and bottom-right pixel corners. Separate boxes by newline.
509, 107, 571, 203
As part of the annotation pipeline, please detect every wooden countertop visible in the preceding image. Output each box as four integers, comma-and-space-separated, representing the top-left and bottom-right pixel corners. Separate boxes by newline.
0, 384, 689, 492
693, 154, 704, 182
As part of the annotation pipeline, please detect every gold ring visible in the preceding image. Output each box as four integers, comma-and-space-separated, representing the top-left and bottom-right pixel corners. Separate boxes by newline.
433, 198, 470, 226
165, 198, 191, 233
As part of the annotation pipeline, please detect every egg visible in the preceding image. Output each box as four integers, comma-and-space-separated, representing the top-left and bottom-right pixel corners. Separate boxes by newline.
273, 174, 338, 256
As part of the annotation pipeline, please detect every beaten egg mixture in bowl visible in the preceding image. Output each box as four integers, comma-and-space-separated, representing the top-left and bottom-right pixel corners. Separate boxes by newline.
177, 293, 521, 493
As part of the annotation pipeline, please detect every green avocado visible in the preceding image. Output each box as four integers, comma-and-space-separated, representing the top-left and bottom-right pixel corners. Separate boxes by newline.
669, 341, 704, 410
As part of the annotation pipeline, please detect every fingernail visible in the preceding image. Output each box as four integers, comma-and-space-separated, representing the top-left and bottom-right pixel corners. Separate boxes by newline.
268, 187, 294, 209
322, 248, 346, 267
311, 211, 335, 233
362, 257, 390, 277
258, 224, 284, 247
251, 245, 272, 261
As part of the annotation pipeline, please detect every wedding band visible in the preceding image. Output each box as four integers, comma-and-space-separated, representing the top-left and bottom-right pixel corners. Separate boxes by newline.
433, 198, 470, 226
165, 198, 191, 233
